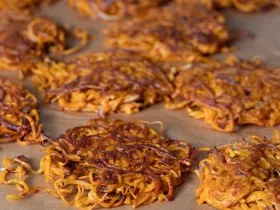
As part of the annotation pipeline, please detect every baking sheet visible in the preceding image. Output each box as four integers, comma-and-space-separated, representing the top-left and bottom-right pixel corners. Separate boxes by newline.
0, 1, 280, 210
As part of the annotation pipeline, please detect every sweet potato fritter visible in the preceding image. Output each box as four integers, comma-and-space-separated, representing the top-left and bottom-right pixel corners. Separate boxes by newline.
179, 0, 280, 12
67, 0, 172, 21
0, 0, 54, 12
32, 50, 174, 115
196, 131, 280, 210
0, 119, 195, 208
104, 3, 230, 62
165, 56, 280, 132
0, 14, 88, 77
0, 76, 42, 145
209, 0, 280, 12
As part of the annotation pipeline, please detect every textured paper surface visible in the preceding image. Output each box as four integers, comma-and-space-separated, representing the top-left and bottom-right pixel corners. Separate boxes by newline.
0, 1, 280, 210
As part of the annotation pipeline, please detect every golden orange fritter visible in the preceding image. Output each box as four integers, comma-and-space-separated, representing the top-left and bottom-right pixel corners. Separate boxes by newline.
196, 130, 280, 210
165, 56, 280, 132
178, 0, 280, 12
0, 119, 195, 208
67, 0, 172, 21
0, 14, 88, 77
32, 50, 174, 115
104, 3, 230, 62
0, 76, 42, 145
0, 0, 54, 12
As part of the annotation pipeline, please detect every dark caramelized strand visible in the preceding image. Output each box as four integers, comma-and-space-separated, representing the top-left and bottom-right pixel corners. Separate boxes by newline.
0, 14, 88, 77
178, 0, 280, 12
104, 2, 230, 62
165, 56, 280, 132
32, 50, 174, 115
67, 0, 172, 21
0, 76, 42, 145
196, 131, 280, 209
0, 119, 195, 208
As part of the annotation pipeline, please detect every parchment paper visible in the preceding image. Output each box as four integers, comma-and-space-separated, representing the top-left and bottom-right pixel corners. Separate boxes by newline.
0, 1, 280, 210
